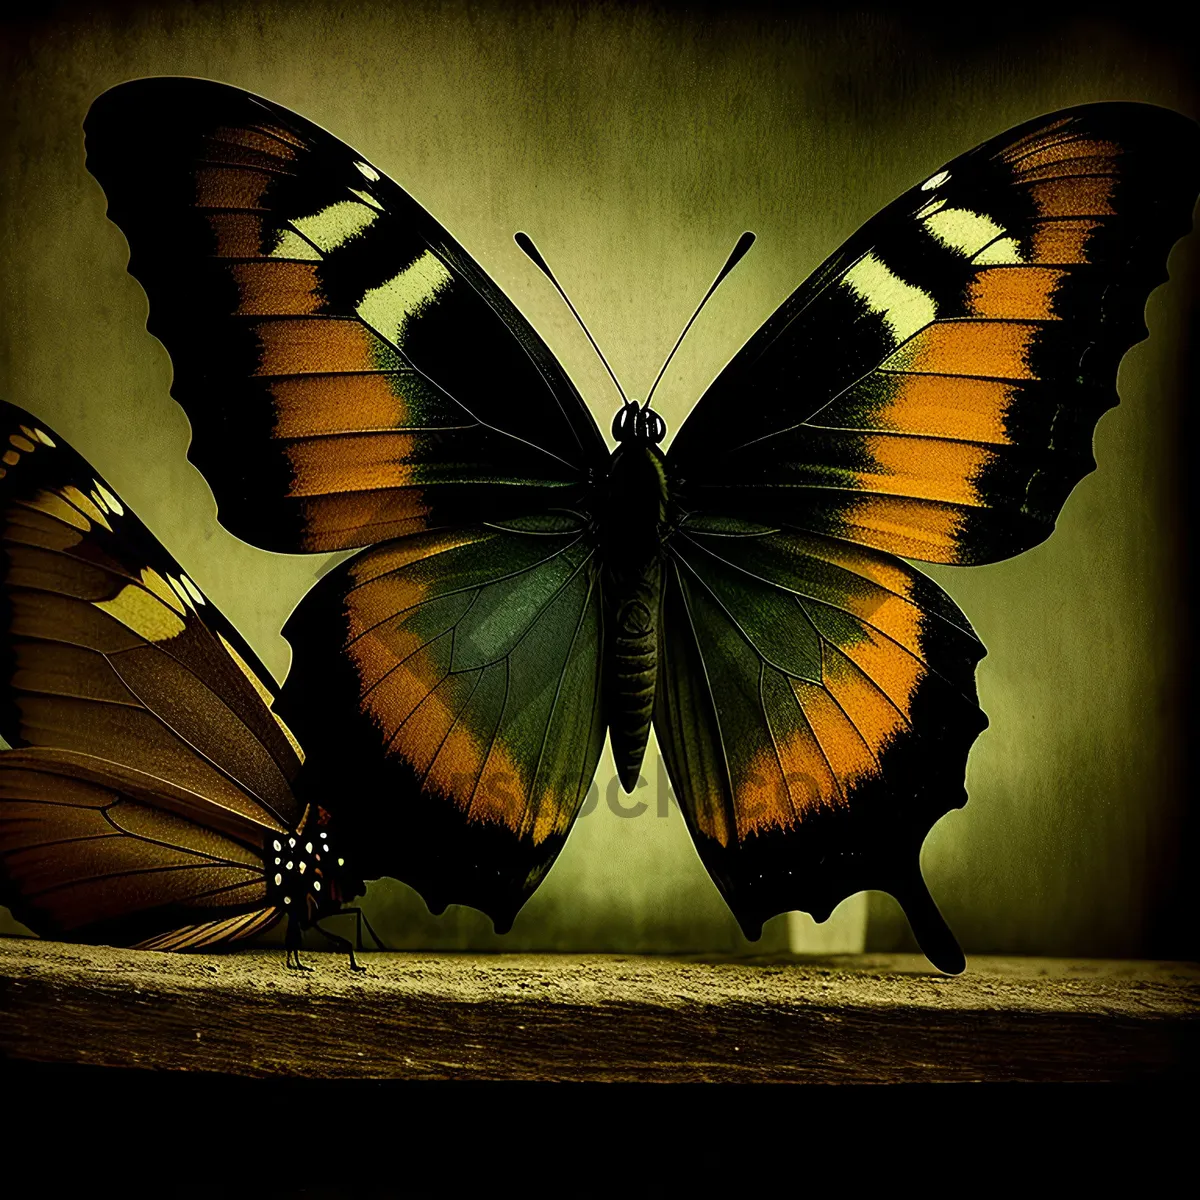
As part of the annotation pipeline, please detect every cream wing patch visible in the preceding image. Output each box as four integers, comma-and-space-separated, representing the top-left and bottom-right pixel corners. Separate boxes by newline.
218, 632, 306, 763
94, 580, 187, 643
356, 249, 454, 344
290, 200, 379, 253
922, 207, 1007, 258
93, 481, 122, 514
268, 229, 322, 261
974, 236, 1027, 265
281, 185, 452, 351
843, 252, 938, 343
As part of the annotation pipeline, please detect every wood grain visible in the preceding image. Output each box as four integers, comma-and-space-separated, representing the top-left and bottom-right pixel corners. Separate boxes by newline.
0, 938, 1195, 1083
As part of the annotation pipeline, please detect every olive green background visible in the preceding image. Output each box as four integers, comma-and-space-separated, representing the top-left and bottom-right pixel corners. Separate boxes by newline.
1, 2, 1195, 957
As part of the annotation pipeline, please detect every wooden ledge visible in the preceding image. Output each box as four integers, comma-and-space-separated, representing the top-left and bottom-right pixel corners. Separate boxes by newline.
1, 938, 1195, 1083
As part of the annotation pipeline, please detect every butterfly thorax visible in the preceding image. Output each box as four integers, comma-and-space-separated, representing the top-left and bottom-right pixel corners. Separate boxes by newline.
602, 405, 669, 792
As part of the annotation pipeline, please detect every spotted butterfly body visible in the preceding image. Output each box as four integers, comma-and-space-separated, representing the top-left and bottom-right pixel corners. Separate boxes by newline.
72, 80, 1200, 971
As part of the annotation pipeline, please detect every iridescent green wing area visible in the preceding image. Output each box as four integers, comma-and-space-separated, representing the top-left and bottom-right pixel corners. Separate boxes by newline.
84, 78, 607, 553
656, 516, 985, 971
668, 103, 1200, 563
277, 515, 605, 928
0, 400, 298, 947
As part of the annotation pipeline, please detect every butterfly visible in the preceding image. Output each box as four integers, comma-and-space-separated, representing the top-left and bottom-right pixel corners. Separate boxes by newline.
83, 79, 1200, 972
0, 398, 373, 967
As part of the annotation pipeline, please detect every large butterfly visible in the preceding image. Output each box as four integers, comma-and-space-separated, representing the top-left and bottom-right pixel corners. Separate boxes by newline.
84, 80, 1200, 972
0, 399, 368, 965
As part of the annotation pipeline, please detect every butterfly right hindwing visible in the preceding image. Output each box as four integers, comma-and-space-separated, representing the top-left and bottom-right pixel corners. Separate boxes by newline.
655, 102, 1200, 966
656, 516, 986, 969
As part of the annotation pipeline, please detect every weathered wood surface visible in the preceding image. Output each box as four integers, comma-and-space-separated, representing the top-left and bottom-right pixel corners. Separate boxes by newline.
0, 938, 1195, 1083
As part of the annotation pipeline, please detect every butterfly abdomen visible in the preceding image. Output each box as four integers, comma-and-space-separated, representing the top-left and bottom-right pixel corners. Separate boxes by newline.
606, 569, 663, 792
602, 443, 668, 792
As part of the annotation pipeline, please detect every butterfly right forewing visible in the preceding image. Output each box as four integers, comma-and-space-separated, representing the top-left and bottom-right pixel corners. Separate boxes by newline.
669, 103, 1200, 564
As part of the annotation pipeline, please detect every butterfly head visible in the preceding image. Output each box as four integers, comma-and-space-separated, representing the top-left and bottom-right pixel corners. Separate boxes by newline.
612, 399, 667, 445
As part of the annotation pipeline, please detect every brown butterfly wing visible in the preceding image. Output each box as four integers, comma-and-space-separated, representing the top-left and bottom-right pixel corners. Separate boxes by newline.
0, 400, 301, 945
0, 749, 282, 947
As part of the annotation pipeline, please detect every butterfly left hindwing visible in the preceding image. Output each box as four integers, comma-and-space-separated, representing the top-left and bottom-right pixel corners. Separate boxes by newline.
278, 513, 605, 927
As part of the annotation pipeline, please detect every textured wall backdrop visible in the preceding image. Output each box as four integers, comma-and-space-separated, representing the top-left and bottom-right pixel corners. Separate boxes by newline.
1, 2, 1195, 956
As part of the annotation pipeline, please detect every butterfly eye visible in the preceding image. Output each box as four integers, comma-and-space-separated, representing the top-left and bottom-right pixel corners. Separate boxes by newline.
649, 412, 667, 444
611, 400, 640, 441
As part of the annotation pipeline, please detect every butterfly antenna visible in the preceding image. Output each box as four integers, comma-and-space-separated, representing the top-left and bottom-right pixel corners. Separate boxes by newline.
645, 231, 755, 408
515, 231, 628, 404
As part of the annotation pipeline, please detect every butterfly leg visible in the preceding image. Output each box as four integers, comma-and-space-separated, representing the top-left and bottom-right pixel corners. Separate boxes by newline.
340, 906, 390, 952
311, 906, 390, 951
284, 913, 312, 972
360, 908, 389, 952
313, 920, 367, 972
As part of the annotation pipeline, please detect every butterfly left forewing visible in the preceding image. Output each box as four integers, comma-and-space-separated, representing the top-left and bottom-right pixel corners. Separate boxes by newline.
277, 514, 605, 928
84, 78, 607, 554
656, 517, 985, 970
